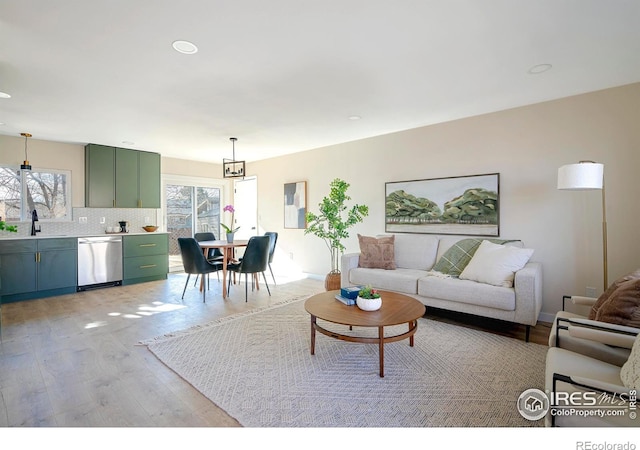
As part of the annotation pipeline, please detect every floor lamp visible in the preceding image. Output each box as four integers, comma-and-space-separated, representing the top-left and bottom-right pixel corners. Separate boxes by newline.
557, 161, 607, 291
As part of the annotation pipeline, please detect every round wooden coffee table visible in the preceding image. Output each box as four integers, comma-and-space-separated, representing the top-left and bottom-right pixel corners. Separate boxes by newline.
304, 290, 426, 377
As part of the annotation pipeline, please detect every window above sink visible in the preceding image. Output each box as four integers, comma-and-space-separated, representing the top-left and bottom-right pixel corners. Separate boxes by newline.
0, 166, 72, 222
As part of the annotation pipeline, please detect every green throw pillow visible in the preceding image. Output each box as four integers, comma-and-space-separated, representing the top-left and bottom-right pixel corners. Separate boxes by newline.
432, 238, 520, 277
432, 239, 483, 277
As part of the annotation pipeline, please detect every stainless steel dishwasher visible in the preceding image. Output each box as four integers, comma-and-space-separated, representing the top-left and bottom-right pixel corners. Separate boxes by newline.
77, 236, 123, 290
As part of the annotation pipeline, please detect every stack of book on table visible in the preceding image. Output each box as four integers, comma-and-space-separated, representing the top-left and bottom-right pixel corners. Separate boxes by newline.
335, 286, 361, 306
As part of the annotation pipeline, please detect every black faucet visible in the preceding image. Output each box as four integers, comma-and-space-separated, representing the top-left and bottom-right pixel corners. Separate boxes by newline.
30, 209, 41, 236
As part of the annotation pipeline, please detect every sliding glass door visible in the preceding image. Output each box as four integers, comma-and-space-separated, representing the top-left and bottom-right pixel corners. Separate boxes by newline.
164, 179, 223, 272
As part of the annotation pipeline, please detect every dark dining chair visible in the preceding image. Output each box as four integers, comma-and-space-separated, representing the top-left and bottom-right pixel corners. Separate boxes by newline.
194, 232, 224, 261
194, 232, 224, 284
264, 231, 278, 285
226, 235, 271, 302
178, 237, 223, 302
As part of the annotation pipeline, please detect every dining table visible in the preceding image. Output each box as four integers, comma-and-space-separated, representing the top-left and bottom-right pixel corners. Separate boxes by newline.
197, 239, 249, 299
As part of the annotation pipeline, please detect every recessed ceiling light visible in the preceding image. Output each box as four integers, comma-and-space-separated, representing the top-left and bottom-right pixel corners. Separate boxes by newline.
348, 115, 361, 121
0, 91, 11, 99
122, 141, 135, 145
528, 64, 552, 75
172, 40, 198, 54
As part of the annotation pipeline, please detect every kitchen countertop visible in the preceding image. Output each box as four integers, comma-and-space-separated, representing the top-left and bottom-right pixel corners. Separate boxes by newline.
0, 232, 169, 241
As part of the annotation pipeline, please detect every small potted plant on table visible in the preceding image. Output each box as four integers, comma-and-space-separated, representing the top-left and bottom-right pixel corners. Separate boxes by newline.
356, 285, 382, 311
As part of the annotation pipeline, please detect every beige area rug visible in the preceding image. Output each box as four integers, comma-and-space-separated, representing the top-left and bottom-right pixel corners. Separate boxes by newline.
141, 296, 548, 427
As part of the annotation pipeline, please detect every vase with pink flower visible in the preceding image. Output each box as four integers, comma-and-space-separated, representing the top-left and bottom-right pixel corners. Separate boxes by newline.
221, 204, 240, 242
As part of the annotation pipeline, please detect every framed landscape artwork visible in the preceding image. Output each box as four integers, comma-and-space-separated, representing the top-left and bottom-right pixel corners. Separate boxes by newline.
385, 173, 500, 236
284, 181, 307, 229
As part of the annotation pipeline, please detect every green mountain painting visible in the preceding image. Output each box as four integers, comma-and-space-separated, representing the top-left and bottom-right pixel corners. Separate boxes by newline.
385, 173, 499, 236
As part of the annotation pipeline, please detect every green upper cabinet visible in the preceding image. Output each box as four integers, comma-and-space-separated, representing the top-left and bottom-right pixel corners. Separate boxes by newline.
85, 144, 161, 208
85, 144, 116, 207
115, 147, 139, 208
138, 151, 161, 208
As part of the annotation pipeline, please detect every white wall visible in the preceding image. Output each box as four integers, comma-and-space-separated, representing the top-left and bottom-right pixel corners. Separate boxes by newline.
248, 83, 640, 320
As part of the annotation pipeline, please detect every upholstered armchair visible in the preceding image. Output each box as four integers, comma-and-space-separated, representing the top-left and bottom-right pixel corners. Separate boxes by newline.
549, 295, 639, 366
545, 329, 639, 427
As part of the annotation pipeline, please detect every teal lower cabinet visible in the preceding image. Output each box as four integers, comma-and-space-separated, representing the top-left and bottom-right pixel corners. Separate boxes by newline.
0, 241, 38, 298
0, 238, 77, 303
122, 234, 168, 285
37, 238, 78, 291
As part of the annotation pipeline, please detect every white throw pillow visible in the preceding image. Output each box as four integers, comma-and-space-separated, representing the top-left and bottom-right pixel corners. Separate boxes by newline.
620, 335, 640, 389
459, 240, 534, 287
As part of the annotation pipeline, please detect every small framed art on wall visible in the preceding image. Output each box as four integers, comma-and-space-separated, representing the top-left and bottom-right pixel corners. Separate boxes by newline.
284, 181, 307, 229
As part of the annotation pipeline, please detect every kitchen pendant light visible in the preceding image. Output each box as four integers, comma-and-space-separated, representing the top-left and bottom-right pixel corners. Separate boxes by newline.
20, 132, 32, 171
223, 137, 245, 178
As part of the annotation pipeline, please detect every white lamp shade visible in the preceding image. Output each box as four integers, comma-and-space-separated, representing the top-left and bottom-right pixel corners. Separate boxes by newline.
557, 162, 604, 190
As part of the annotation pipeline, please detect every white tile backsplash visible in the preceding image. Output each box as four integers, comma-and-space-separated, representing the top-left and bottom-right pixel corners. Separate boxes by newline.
5, 208, 161, 237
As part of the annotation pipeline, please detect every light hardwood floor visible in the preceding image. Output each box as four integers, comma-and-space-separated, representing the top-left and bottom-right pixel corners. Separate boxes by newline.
0, 272, 550, 427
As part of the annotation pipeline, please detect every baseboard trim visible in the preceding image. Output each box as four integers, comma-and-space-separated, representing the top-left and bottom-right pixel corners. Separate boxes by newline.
538, 311, 556, 323
303, 272, 324, 281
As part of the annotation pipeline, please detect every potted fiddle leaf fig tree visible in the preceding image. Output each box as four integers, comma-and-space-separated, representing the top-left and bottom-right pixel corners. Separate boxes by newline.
304, 178, 369, 290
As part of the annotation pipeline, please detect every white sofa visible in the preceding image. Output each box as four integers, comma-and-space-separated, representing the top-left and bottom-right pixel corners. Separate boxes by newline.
340, 234, 543, 341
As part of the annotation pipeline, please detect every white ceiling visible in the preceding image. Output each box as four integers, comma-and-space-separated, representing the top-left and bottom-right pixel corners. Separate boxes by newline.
1, 1, 640, 164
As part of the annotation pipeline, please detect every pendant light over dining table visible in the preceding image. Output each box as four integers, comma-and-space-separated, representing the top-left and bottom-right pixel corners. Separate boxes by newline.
223, 137, 245, 178
20, 132, 33, 171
